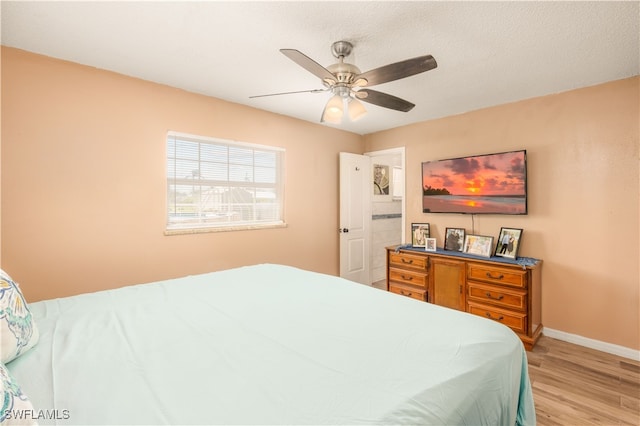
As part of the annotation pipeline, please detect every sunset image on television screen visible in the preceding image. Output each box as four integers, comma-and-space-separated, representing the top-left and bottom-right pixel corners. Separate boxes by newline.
422, 151, 526, 214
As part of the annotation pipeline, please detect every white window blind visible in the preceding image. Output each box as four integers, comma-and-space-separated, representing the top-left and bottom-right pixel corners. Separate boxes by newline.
166, 132, 284, 231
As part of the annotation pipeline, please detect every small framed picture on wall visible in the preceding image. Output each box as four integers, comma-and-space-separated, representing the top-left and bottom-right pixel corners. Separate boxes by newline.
411, 223, 430, 248
373, 164, 390, 195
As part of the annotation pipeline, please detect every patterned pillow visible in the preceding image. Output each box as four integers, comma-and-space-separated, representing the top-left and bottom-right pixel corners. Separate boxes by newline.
0, 362, 37, 425
0, 270, 38, 363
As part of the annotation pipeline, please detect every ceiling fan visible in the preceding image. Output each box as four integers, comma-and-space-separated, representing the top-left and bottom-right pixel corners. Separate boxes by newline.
250, 41, 437, 124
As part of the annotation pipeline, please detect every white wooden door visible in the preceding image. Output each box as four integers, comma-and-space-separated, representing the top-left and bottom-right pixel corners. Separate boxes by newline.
339, 152, 371, 284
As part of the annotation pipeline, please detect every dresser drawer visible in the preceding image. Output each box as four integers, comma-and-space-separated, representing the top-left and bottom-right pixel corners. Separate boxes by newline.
467, 263, 526, 288
467, 302, 527, 334
467, 281, 527, 311
389, 267, 428, 288
389, 251, 428, 271
389, 283, 427, 302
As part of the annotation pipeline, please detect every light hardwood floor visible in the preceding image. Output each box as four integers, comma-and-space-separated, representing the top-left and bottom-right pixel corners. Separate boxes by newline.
528, 335, 639, 425
370, 280, 639, 424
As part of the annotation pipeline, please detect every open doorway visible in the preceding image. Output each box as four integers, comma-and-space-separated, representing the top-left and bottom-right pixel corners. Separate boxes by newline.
366, 147, 405, 287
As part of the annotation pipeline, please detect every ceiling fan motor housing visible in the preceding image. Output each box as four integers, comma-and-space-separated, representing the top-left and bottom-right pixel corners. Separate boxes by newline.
327, 62, 361, 83
326, 41, 364, 98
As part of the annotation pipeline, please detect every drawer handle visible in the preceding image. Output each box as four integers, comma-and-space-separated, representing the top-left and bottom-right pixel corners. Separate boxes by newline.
401, 275, 413, 281
485, 312, 504, 321
485, 272, 504, 280
485, 292, 504, 301
401, 258, 414, 265
400, 290, 413, 297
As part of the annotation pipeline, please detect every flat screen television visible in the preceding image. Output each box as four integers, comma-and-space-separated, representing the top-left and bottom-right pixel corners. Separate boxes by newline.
422, 150, 527, 214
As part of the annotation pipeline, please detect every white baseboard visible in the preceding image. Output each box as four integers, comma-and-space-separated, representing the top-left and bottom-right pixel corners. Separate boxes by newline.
543, 328, 640, 361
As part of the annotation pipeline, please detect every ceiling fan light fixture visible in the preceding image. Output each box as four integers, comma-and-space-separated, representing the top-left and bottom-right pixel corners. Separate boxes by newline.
321, 94, 344, 124
347, 98, 367, 121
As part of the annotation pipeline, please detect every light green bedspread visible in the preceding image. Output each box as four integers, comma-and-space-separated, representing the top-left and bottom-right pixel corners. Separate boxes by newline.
8, 264, 535, 425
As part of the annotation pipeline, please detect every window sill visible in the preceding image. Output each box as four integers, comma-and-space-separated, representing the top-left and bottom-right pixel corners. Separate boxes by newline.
164, 222, 287, 236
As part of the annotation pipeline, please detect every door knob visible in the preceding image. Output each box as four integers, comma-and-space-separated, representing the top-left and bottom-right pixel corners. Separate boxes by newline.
339, 228, 349, 233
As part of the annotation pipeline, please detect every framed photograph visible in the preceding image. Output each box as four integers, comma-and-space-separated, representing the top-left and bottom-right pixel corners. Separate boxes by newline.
444, 228, 465, 252
425, 237, 437, 252
463, 234, 494, 258
495, 227, 523, 259
411, 223, 430, 247
373, 164, 390, 195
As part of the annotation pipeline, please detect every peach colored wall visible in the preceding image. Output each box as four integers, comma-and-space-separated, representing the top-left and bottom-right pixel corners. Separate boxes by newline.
364, 77, 640, 351
1, 47, 363, 302
2, 47, 639, 351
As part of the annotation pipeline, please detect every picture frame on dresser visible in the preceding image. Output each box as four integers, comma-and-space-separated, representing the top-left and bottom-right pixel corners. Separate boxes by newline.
425, 238, 437, 252
411, 223, 430, 247
444, 228, 465, 251
495, 227, 523, 259
463, 234, 494, 258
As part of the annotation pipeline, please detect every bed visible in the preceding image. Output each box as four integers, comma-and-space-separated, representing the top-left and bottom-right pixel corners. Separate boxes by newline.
3, 264, 535, 425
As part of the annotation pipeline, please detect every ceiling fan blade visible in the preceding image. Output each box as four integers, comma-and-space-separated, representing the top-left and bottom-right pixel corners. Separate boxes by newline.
356, 55, 437, 87
249, 88, 327, 99
356, 89, 415, 112
280, 49, 336, 82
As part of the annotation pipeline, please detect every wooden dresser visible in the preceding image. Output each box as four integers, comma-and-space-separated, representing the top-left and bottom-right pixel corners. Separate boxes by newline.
386, 245, 542, 350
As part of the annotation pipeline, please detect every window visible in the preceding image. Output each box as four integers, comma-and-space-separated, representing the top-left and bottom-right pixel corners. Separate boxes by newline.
166, 132, 285, 233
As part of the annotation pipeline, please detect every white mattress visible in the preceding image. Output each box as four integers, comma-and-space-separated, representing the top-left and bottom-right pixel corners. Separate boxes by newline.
8, 264, 535, 425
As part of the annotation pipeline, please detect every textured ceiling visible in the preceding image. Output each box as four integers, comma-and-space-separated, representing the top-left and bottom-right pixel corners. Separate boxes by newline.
2, 1, 638, 135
